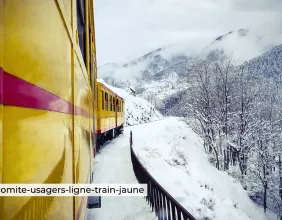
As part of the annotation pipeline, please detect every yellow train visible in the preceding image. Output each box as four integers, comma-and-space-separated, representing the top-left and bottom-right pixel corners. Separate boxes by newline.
0, 0, 124, 219
96, 81, 125, 151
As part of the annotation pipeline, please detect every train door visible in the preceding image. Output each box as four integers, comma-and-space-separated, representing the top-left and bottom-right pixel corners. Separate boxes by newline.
115, 97, 118, 128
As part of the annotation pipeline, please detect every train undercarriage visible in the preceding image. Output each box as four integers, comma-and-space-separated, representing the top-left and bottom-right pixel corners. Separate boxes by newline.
96, 124, 124, 152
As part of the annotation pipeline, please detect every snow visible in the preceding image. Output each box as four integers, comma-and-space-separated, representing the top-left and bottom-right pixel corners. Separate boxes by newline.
87, 135, 156, 220
87, 116, 269, 220
129, 117, 268, 220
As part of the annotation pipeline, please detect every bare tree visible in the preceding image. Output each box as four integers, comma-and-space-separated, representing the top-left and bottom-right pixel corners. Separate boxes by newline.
179, 49, 282, 217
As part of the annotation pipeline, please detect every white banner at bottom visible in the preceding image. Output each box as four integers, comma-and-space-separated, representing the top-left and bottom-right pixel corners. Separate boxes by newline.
0, 184, 147, 196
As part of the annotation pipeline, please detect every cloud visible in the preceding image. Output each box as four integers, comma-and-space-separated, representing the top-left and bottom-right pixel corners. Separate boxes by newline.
94, 0, 282, 65
222, 0, 282, 12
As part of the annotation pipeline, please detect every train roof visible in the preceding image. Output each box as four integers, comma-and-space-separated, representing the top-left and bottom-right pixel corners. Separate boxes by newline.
97, 80, 124, 101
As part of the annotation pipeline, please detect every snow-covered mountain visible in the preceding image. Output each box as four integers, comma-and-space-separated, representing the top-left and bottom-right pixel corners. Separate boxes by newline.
247, 44, 282, 79
211, 29, 250, 43
99, 49, 192, 112
98, 30, 282, 115
207, 29, 282, 63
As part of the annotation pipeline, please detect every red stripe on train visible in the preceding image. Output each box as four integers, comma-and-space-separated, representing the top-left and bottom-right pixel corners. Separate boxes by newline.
0, 68, 91, 117
96, 126, 115, 134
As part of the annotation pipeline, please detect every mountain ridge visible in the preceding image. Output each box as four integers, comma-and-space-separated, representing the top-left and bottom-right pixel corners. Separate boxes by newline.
98, 29, 282, 114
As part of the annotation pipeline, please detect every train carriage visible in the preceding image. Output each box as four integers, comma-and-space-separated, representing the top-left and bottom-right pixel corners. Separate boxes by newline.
1, 0, 125, 219
0, 0, 98, 219
95, 81, 125, 150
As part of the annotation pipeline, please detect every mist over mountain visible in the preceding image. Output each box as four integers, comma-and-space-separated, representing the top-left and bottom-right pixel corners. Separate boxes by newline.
206, 29, 282, 63
98, 29, 282, 114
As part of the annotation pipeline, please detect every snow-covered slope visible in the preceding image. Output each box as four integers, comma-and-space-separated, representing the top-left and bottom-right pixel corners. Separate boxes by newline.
131, 117, 268, 220
98, 80, 162, 126
247, 44, 282, 78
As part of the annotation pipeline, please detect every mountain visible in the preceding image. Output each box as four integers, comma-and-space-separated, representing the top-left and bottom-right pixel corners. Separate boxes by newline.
247, 44, 282, 79
162, 43, 282, 116
123, 47, 164, 68
98, 30, 282, 115
207, 29, 281, 63
211, 29, 250, 44
98, 47, 192, 111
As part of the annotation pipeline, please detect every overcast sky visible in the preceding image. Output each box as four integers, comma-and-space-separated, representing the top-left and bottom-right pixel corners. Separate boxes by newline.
94, 0, 282, 66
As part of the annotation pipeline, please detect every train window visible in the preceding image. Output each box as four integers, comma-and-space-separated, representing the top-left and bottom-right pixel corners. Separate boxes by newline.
102, 91, 104, 110
110, 95, 113, 111
105, 93, 108, 110
76, 0, 86, 64
113, 98, 116, 111
116, 99, 118, 112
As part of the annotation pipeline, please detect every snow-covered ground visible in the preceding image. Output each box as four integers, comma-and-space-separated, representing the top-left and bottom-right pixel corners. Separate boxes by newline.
87, 135, 156, 220
130, 117, 268, 220
88, 117, 270, 220
98, 79, 162, 126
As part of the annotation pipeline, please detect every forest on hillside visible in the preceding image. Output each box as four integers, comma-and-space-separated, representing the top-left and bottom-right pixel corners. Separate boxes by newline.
171, 50, 282, 216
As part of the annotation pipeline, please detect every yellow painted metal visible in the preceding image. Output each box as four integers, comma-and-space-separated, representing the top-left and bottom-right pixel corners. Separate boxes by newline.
2, 107, 74, 220
1, 0, 96, 220
96, 82, 125, 133
96, 82, 115, 133
0, 0, 125, 218
116, 100, 125, 127
62, 0, 72, 24
73, 53, 92, 220
0, 0, 3, 68
0, 0, 3, 217
4, 0, 72, 102
85, 0, 90, 77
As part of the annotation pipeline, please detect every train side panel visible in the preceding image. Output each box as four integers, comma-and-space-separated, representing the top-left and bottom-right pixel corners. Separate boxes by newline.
116, 99, 125, 128
0, 0, 3, 214
73, 53, 92, 220
1, 0, 93, 219
96, 82, 116, 134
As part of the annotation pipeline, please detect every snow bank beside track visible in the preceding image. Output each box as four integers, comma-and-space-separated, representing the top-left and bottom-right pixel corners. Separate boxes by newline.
130, 117, 267, 220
